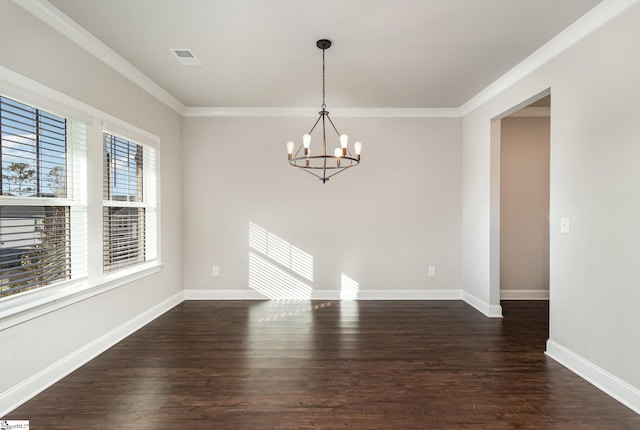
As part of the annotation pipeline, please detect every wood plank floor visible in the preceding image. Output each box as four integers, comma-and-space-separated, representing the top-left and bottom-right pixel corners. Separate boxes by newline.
5, 300, 640, 429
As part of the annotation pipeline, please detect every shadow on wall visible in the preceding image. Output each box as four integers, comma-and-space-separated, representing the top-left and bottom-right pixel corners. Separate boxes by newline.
248, 222, 359, 300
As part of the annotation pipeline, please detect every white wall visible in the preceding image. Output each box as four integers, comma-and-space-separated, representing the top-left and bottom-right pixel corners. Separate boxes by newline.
183, 116, 461, 299
0, 1, 183, 413
500, 116, 550, 295
462, 0, 640, 409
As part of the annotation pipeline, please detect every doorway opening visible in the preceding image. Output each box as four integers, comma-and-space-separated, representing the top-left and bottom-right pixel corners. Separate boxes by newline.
491, 91, 551, 343
500, 95, 550, 301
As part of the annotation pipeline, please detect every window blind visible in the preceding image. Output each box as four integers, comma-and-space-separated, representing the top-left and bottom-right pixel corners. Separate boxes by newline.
0, 96, 67, 198
103, 132, 156, 272
0, 95, 87, 298
0, 206, 70, 296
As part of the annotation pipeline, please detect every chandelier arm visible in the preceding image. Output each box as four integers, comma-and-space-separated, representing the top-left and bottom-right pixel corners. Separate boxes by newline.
301, 164, 347, 183
307, 113, 323, 135
322, 113, 328, 178
325, 113, 342, 138
301, 167, 323, 181
325, 165, 353, 180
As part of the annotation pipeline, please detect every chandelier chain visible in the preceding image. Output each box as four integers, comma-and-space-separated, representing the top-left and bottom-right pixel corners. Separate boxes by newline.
321, 48, 326, 110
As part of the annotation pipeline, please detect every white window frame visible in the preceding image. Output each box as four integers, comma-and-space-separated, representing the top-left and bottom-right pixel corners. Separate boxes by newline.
0, 67, 161, 331
0, 96, 88, 297
102, 129, 158, 273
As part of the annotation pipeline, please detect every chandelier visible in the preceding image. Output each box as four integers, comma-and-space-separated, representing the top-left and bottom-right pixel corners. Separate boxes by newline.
286, 39, 362, 183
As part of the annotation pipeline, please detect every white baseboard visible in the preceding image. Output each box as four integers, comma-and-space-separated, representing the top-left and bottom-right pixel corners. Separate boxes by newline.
546, 339, 640, 415
462, 291, 503, 317
501, 289, 549, 300
0, 291, 184, 417
184, 289, 464, 301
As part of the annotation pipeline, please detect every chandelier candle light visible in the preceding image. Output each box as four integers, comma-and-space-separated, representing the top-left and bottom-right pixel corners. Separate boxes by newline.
286, 39, 362, 183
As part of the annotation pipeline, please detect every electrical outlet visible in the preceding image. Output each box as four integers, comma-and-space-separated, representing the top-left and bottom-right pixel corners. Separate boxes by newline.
428, 266, 436, 276
212, 266, 220, 276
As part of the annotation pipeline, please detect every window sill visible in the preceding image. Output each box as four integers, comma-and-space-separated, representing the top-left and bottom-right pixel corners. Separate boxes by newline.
0, 262, 162, 331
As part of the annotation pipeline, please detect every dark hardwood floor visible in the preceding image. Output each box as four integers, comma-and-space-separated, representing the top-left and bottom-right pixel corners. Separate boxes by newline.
5, 300, 640, 429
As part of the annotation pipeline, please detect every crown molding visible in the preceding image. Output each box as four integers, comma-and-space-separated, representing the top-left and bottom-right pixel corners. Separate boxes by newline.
12, 0, 186, 115
183, 106, 462, 118
460, 0, 639, 116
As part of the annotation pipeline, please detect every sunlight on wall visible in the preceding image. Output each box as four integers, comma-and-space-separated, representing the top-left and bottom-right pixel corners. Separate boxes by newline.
248, 222, 315, 299
249, 251, 312, 300
249, 222, 313, 281
248, 223, 361, 301
340, 273, 360, 300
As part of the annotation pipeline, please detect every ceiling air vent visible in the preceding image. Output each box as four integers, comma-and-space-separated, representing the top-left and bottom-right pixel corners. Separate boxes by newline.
170, 48, 201, 65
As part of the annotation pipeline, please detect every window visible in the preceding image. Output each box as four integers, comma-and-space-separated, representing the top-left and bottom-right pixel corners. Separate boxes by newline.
0, 96, 86, 298
103, 132, 157, 272
0, 75, 159, 316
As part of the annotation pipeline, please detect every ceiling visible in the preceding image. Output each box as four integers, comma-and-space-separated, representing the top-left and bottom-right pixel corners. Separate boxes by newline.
48, 0, 603, 109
